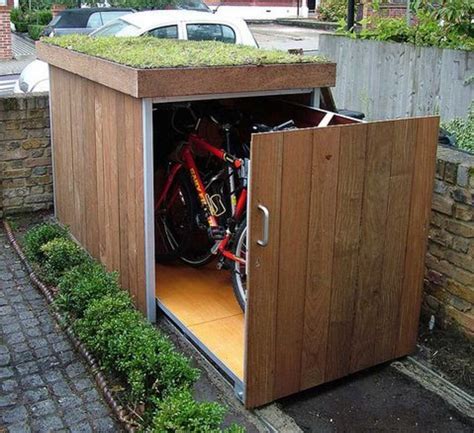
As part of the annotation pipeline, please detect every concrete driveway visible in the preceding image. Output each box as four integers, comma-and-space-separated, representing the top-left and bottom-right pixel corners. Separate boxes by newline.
249, 23, 325, 54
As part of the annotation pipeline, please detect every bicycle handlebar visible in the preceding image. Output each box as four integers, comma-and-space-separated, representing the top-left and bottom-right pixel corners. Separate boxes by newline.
252, 119, 296, 133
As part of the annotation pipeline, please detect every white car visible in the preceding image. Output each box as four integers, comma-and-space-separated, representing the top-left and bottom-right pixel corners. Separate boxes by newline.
14, 10, 257, 94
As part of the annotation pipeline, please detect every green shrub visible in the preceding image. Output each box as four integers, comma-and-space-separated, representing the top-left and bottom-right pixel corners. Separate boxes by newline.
40, 238, 90, 285
56, 262, 120, 318
24, 222, 69, 263
149, 388, 227, 433
32, 9, 52, 25
16, 21, 29, 32
22, 222, 239, 431
10, 7, 23, 24
28, 24, 45, 40
442, 102, 474, 153
317, 0, 346, 22
74, 294, 199, 402
337, 1, 474, 50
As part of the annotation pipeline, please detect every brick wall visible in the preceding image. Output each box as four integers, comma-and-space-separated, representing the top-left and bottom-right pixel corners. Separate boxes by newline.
0, 94, 53, 217
424, 146, 474, 337
0, 5, 12, 60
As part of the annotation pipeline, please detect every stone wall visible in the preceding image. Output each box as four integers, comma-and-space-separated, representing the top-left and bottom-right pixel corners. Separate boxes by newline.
0, 94, 53, 217
424, 146, 474, 337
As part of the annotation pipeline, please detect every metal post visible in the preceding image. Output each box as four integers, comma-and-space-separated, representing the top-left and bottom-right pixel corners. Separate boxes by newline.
347, 0, 355, 31
406, 0, 411, 26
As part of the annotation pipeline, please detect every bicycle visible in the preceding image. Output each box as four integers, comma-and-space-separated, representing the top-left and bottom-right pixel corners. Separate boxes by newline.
154, 103, 248, 309
154, 103, 295, 310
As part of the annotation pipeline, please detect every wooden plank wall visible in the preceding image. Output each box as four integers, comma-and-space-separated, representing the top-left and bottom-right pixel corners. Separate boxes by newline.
246, 117, 438, 408
49, 66, 147, 313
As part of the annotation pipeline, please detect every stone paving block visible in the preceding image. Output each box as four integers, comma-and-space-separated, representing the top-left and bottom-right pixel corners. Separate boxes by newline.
0, 231, 118, 432
0, 366, 14, 379
91, 416, 117, 433
57, 395, 82, 409
20, 373, 44, 388
7, 423, 32, 433
74, 377, 94, 392
0, 351, 11, 366
65, 362, 86, 379
31, 399, 56, 417
69, 421, 93, 433
1, 379, 18, 393
42, 369, 64, 384
23, 387, 49, 404
31, 414, 64, 432
2, 405, 28, 424
63, 407, 88, 427
0, 392, 17, 408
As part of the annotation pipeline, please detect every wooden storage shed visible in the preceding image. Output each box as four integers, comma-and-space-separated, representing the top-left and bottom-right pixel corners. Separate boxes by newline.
38, 42, 439, 408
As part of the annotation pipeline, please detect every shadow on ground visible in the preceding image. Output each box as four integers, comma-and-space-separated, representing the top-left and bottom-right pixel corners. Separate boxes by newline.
279, 363, 473, 433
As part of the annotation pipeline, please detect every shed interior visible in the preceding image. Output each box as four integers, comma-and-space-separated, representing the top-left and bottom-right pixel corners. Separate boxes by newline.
152, 93, 361, 387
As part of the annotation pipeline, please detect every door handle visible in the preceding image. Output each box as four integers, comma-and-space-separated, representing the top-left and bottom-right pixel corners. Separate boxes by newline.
257, 204, 269, 247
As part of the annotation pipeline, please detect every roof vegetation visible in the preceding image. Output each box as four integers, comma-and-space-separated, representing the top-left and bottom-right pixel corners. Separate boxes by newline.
43, 34, 327, 69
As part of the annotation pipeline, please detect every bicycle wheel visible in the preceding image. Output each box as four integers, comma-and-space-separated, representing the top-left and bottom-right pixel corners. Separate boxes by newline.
155, 171, 195, 262
231, 221, 247, 311
179, 228, 215, 267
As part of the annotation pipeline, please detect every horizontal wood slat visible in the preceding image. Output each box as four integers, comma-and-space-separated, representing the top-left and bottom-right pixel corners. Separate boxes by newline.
246, 117, 438, 408
49, 66, 147, 313
37, 42, 336, 99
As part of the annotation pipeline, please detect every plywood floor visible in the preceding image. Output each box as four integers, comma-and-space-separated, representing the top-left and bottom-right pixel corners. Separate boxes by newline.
156, 262, 245, 380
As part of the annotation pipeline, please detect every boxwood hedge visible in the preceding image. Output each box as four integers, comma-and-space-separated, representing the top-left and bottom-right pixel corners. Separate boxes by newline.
22, 222, 243, 432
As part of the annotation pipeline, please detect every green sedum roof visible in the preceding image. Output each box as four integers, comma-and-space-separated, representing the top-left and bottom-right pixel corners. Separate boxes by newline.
44, 35, 327, 69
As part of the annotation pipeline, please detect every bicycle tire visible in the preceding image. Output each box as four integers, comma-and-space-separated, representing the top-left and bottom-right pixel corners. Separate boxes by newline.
231, 221, 247, 311
155, 170, 195, 262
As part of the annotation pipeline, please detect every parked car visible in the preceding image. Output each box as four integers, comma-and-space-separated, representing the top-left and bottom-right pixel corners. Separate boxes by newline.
41, 8, 136, 37
90, 10, 257, 44
14, 11, 257, 94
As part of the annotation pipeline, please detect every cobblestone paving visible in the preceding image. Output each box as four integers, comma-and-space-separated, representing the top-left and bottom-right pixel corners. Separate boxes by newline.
0, 230, 120, 433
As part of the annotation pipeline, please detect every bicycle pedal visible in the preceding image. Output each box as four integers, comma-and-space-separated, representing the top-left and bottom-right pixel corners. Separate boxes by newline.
208, 226, 226, 240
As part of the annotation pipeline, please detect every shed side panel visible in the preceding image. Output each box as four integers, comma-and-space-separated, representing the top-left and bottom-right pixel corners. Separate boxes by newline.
49, 66, 147, 313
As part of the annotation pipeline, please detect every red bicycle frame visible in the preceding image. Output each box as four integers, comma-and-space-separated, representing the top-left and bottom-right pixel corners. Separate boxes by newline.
156, 133, 247, 264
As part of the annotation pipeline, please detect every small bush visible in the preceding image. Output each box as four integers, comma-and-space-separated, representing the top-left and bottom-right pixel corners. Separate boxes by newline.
15, 21, 29, 32
149, 388, 227, 433
442, 102, 474, 154
338, 3, 474, 50
24, 222, 69, 263
28, 24, 45, 40
40, 238, 90, 285
56, 262, 120, 318
75, 294, 200, 402
317, 0, 346, 22
10, 7, 23, 24
32, 9, 52, 25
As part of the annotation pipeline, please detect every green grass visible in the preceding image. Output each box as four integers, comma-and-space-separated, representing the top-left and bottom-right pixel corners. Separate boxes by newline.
43, 35, 327, 69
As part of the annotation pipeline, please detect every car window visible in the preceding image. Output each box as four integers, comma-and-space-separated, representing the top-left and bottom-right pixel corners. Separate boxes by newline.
86, 12, 103, 29
148, 25, 178, 39
186, 24, 236, 43
54, 11, 90, 28
91, 19, 140, 37
101, 11, 132, 24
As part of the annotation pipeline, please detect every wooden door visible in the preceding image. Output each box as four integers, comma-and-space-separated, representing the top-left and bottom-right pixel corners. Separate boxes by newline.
244, 117, 439, 408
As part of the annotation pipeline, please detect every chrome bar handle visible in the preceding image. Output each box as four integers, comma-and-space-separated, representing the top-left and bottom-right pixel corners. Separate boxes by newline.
257, 204, 269, 247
